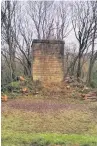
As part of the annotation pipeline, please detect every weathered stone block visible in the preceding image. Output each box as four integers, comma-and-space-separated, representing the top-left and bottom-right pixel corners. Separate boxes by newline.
32, 40, 64, 83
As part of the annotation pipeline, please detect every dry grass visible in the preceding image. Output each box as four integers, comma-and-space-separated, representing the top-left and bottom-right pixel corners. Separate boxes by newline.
2, 97, 97, 134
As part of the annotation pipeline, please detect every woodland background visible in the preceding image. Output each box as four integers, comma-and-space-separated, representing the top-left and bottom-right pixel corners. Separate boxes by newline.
1, 1, 97, 88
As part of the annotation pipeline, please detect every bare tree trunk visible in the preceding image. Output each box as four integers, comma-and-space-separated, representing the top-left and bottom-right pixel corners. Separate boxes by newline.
77, 50, 82, 80
2, 1, 17, 81
66, 55, 78, 76
87, 1, 97, 85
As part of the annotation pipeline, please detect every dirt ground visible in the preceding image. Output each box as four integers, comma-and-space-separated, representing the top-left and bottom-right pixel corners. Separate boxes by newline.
2, 96, 97, 125
1, 97, 90, 113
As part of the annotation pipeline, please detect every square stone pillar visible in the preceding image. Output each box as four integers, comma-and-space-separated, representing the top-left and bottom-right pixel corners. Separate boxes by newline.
31, 40, 64, 83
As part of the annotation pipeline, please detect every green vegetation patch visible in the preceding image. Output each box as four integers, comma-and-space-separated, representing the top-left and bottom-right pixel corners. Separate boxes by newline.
2, 131, 97, 146
2, 81, 20, 93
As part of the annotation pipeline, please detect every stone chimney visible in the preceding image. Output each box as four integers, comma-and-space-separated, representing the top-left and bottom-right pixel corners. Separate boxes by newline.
32, 39, 64, 83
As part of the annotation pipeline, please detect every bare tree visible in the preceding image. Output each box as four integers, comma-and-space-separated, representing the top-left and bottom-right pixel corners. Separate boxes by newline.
87, 1, 97, 85
17, 18, 33, 76
64, 43, 77, 76
2, 1, 34, 77
27, 1, 54, 39
1, 1, 18, 81
55, 1, 72, 40
71, 1, 95, 81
